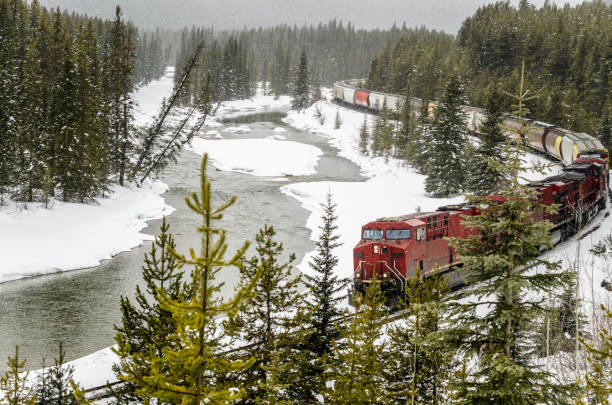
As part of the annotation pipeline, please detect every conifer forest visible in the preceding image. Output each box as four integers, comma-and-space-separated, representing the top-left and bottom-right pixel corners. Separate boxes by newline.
1, 1, 611, 405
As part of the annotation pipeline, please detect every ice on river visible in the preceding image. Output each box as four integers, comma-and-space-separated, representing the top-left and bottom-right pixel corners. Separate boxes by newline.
187, 138, 323, 177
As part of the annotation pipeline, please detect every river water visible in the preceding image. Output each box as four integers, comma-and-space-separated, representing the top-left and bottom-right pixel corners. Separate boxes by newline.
0, 112, 364, 370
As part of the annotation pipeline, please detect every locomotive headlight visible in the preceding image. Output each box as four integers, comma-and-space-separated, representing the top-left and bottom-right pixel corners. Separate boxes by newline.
382, 272, 388, 279
355, 272, 361, 278
373, 245, 380, 254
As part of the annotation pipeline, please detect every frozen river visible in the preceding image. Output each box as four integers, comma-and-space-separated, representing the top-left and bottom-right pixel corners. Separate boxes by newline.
0, 111, 365, 370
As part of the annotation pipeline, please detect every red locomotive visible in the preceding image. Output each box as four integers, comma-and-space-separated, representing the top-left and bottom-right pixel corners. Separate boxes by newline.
352, 157, 609, 306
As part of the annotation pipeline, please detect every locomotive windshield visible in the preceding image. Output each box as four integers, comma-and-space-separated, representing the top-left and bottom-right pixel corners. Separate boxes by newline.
386, 229, 411, 239
362, 229, 383, 240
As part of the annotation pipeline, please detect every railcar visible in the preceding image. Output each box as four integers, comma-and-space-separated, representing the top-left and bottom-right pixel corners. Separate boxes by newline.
352, 158, 609, 307
332, 80, 609, 167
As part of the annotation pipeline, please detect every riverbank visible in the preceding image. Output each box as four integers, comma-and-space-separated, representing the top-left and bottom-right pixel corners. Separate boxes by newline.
0, 70, 179, 284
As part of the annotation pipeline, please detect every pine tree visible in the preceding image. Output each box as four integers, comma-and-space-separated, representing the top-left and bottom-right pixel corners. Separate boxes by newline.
412, 99, 433, 174
468, 86, 507, 195
359, 115, 369, 156
334, 109, 342, 129
384, 270, 454, 404
424, 74, 468, 197
227, 225, 301, 404
580, 305, 612, 405
291, 192, 347, 399
597, 104, 611, 152
116, 154, 257, 404
447, 62, 576, 404
325, 280, 390, 405
34, 342, 78, 405
396, 96, 416, 161
291, 50, 310, 110
112, 216, 187, 404
0, 346, 37, 405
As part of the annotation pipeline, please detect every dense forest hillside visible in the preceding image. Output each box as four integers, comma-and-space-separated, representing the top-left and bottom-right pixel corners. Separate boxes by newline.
173, 23, 451, 104
367, 0, 611, 146
0, 0, 169, 205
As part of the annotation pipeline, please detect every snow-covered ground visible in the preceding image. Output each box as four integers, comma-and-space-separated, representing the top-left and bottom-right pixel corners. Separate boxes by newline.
0, 69, 177, 283
187, 139, 322, 177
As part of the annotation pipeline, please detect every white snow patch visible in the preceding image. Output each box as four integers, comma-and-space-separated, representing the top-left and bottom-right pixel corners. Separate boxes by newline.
265, 134, 287, 140
187, 138, 322, 177
273, 127, 287, 133
223, 125, 251, 134
0, 180, 173, 283
133, 67, 175, 125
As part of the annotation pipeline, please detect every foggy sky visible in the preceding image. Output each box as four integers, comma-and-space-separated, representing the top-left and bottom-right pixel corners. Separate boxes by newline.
40, 0, 589, 33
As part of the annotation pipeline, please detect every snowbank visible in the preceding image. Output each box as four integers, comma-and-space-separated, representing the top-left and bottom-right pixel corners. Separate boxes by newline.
187, 139, 322, 177
0, 181, 173, 283
0, 68, 176, 283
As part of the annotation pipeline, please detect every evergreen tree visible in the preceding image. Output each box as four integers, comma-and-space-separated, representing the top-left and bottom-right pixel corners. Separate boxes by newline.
412, 99, 433, 174
291, 192, 346, 400
34, 343, 78, 405
0, 346, 36, 405
580, 305, 612, 405
359, 115, 369, 156
227, 225, 301, 404
112, 216, 187, 404
396, 96, 416, 161
384, 270, 454, 404
115, 154, 257, 404
334, 108, 342, 129
597, 104, 611, 152
291, 50, 310, 110
468, 86, 507, 195
325, 280, 390, 405
424, 74, 468, 197
447, 63, 576, 404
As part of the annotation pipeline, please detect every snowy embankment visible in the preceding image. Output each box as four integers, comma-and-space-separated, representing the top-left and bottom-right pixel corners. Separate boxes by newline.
0, 69, 176, 283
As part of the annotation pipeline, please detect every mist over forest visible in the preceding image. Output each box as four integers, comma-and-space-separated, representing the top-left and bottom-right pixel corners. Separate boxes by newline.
39, 0, 586, 32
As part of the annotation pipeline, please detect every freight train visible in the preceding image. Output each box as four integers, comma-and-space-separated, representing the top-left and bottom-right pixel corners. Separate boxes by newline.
333, 80, 608, 166
334, 80, 610, 305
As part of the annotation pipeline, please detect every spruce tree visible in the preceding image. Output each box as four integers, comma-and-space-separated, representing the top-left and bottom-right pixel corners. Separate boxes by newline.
325, 280, 390, 405
0, 346, 37, 405
597, 104, 611, 152
468, 86, 507, 195
291, 192, 346, 400
396, 96, 416, 161
359, 115, 369, 156
334, 108, 342, 129
447, 62, 576, 404
227, 225, 301, 404
424, 74, 468, 197
580, 305, 612, 404
112, 216, 186, 404
412, 99, 433, 174
384, 270, 454, 404
116, 154, 257, 404
291, 50, 310, 110
34, 342, 78, 405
